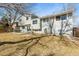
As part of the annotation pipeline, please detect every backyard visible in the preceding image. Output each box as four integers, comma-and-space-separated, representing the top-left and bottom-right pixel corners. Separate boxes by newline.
0, 33, 79, 56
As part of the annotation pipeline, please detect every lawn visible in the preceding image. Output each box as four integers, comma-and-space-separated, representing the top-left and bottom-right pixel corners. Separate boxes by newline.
0, 33, 79, 56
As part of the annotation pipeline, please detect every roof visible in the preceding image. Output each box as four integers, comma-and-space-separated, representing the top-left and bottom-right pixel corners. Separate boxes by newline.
22, 13, 39, 18
31, 14, 39, 19
40, 10, 73, 19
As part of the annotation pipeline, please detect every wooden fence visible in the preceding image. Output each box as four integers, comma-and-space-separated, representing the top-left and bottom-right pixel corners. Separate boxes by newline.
73, 27, 79, 37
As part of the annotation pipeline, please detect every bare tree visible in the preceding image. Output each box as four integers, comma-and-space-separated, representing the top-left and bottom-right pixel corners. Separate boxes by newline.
48, 17, 55, 35
60, 3, 75, 39
0, 3, 32, 32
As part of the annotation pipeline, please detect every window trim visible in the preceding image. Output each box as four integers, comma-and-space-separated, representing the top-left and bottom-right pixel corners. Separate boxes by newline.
60, 14, 67, 20
33, 20, 37, 24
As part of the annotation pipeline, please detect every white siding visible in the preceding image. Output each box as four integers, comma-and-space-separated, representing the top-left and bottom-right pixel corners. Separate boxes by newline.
40, 14, 73, 36
41, 19, 50, 34
54, 17, 73, 36
17, 12, 73, 36
20, 26, 27, 32
31, 18, 40, 30
18, 14, 32, 32
18, 15, 32, 26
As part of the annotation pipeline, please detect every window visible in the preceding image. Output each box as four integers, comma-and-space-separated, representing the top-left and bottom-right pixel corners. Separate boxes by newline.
33, 20, 37, 24
26, 17, 28, 20
68, 13, 72, 19
22, 26, 25, 29
27, 25, 31, 31
56, 16, 60, 21
60, 14, 67, 20
43, 18, 48, 22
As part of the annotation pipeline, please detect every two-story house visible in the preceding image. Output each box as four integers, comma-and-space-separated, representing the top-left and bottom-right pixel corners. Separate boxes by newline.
17, 14, 40, 33
16, 10, 73, 36
40, 10, 73, 36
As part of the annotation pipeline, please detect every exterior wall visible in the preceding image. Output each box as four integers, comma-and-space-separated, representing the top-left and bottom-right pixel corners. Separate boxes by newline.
31, 18, 40, 30
63, 18, 73, 36
18, 14, 32, 33
18, 15, 32, 26
40, 13, 73, 36
41, 19, 50, 34
54, 14, 73, 36
52, 17, 60, 35
54, 19, 73, 35
20, 26, 27, 32
18, 15, 41, 33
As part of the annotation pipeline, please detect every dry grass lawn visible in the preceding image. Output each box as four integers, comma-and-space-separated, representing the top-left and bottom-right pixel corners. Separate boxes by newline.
0, 33, 79, 56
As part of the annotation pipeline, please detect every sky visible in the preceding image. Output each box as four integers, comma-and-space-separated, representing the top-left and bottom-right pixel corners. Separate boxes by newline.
31, 3, 64, 16
0, 3, 79, 27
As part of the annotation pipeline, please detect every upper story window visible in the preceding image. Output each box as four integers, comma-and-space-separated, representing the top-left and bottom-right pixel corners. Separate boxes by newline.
42, 18, 48, 22
56, 14, 67, 21
60, 14, 67, 20
33, 20, 37, 24
26, 17, 28, 20
56, 16, 60, 21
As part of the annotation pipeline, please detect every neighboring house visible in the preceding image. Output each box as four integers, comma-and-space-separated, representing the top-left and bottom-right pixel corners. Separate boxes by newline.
15, 10, 73, 36
17, 14, 39, 33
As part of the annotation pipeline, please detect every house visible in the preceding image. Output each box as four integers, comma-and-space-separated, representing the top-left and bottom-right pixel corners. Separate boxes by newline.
16, 10, 73, 36
16, 14, 40, 33
40, 10, 73, 36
